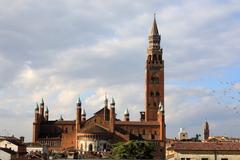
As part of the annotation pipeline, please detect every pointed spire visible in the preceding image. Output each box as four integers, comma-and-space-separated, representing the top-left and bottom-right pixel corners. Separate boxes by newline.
104, 93, 108, 107
35, 102, 39, 111
40, 98, 44, 106
150, 13, 159, 36
204, 121, 209, 130
59, 115, 64, 121
110, 97, 115, 107
81, 108, 86, 116
76, 97, 81, 106
124, 108, 129, 115
45, 106, 49, 113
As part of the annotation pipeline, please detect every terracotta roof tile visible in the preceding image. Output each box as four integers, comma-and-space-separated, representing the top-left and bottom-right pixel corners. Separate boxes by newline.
171, 142, 240, 151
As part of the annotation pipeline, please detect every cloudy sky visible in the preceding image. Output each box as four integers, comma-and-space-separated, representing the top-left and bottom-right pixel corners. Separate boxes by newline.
0, 0, 240, 141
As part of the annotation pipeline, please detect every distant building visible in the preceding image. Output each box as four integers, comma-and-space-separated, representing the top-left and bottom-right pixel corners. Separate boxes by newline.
203, 121, 210, 141
167, 142, 240, 160
0, 136, 27, 159
178, 128, 188, 141
25, 142, 48, 154
0, 147, 16, 160
32, 16, 166, 159
202, 121, 240, 143
208, 136, 240, 143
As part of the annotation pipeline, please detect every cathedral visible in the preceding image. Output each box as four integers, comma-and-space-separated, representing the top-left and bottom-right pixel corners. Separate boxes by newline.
32, 17, 166, 158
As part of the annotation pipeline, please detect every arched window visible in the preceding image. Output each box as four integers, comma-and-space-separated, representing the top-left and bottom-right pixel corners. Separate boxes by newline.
80, 144, 83, 151
153, 55, 157, 63
150, 92, 154, 96
148, 55, 152, 64
88, 144, 93, 152
65, 128, 68, 133
103, 143, 107, 151
156, 92, 160, 96
151, 76, 159, 84
151, 134, 155, 140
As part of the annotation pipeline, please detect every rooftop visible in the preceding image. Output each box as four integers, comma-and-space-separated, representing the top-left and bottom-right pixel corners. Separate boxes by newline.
170, 142, 240, 151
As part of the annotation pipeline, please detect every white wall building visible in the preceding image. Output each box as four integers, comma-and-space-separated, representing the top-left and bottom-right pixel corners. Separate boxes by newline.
0, 148, 16, 160
167, 142, 240, 160
0, 140, 18, 152
26, 143, 48, 154
178, 128, 188, 141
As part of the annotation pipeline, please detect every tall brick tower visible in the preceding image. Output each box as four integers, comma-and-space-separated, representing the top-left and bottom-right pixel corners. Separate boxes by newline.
145, 15, 164, 121
204, 121, 210, 140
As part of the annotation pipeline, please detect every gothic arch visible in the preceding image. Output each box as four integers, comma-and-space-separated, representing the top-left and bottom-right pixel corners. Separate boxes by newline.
88, 144, 93, 152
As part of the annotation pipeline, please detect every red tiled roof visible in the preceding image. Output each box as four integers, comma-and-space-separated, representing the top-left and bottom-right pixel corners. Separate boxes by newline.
171, 142, 240, 151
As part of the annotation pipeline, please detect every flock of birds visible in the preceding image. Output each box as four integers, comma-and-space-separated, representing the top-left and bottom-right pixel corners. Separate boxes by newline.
209, 81, 240, 114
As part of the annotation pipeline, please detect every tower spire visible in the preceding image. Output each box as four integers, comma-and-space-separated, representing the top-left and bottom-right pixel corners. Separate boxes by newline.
104, 93, 108, 107
145, 16, 164, 121
150, 14, 159, 36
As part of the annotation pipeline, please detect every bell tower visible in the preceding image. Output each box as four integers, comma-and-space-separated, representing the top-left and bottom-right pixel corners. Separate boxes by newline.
145, 15, 164, 121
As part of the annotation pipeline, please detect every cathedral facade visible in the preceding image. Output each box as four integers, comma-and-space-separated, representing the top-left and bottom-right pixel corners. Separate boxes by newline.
32, 17, 166, 158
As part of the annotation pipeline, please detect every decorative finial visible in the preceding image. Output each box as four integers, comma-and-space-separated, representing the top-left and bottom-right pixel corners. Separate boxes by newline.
59, 115, 64, 121
110, 97, 115, 107
104, 93, 108, 107
35, 102, 39, 111
124, 108, 129, 115
81, 108, 86, 116
45, 106, 49, 113
76, 97, 81, 106
40, 98, 44, 106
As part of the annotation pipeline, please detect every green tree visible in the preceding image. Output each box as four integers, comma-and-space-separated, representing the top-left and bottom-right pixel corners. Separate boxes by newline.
111, 141, 154, 159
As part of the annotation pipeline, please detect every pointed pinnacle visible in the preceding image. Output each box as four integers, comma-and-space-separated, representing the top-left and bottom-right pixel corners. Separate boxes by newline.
150, 14, 159, 35
77, 97, 81, 106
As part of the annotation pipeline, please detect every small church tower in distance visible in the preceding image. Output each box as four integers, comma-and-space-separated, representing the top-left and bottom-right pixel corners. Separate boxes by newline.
204, 121, 210, 141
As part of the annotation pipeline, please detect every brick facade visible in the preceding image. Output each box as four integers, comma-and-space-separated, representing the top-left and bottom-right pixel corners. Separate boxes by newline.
32, 17, 166, 159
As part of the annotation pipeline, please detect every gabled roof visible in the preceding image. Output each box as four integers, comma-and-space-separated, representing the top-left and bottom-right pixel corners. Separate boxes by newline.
0, 137, 25, 146
83, 107, 110, 125
81, 124, 110, 134
94, 107, 109, 115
